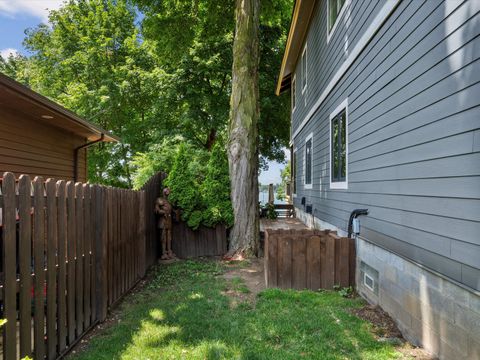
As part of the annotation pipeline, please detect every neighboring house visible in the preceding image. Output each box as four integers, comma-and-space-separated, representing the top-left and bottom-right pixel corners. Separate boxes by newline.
276, 1, 479, 359
0, 72, 118, 182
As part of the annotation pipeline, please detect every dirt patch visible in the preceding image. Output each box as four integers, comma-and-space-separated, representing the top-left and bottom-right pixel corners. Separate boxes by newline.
222, 258, 265, 306
353, 304, 403, 339
352, 304, 436, 359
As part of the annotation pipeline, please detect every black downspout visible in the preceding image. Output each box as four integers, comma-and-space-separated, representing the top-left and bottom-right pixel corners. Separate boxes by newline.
74, 134, 105, 182
348, 209, 369, 238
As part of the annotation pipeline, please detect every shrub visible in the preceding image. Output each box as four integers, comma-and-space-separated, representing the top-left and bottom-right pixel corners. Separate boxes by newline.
135, 137, 234, 230
201, 143, 234, 228
164, 143, 208, 229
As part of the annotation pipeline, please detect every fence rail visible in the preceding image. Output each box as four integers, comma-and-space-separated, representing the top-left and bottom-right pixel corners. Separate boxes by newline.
264, 229, 355, 290
0, 172, 146, 359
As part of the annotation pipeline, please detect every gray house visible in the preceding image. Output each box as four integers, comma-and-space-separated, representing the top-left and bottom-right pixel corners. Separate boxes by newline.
276, 0, 480, 359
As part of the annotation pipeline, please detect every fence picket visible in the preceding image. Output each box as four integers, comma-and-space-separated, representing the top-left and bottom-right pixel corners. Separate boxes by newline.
83, 184, 91, 328
90, 185, 97, 322
56, 180, 67, 353
139, 191, 146, 277
75, 183, 84, 335
107, 187, 113, 305
19, 175, 33, 358
2, 172, 17, 360
127, 190, 132, 287
115, 189, 120, 302
33, 176, 46, 359
94, 186, 107, 322
46, 179, 58, 360
66, 181, 76, 344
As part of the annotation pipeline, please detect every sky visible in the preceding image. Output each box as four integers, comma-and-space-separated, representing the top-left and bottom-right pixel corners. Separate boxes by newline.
0, 0, 287, 185
0, 0, 64, 56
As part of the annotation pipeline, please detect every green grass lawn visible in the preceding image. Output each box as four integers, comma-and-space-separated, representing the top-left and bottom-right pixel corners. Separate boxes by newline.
71, 260, 404, 360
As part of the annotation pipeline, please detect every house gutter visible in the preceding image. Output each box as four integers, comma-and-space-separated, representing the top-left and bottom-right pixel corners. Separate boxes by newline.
73, 134, 105, 182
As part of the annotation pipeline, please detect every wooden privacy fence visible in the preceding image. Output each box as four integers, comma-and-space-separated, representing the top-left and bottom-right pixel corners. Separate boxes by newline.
172, 222, 227, 258
0, 172, 146, 360
264, 229, 355, 290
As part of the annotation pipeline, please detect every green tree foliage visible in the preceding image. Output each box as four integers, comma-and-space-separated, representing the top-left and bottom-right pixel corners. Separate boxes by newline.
0, 53, 31, 84
1, 0, 293, 222
131, 136, 185, 190
5, 0, 164, 187
276, 161, 291, 201
135, 0, 292, 163
201, 143, 234, 227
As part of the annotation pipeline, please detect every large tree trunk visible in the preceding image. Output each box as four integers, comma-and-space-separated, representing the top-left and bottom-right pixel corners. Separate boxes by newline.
227, 0, 260, 257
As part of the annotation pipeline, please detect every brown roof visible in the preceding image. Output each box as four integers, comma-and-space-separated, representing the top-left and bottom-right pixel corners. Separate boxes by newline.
0, 72, 119, 142
276, 0, 316, 95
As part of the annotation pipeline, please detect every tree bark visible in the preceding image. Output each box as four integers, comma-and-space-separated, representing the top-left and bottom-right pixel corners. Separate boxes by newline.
205, 128, 217, 151
227, 0, 260, 257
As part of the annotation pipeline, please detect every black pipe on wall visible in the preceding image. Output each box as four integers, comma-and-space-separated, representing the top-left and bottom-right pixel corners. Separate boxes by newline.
348, 209, 369, 238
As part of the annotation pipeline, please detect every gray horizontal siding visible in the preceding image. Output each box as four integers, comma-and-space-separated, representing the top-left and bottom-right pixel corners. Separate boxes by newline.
291, 0, 386, 132
291, 0, 480, 290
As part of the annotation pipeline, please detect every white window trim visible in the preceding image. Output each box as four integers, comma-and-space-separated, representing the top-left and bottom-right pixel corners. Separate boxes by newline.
304, 132, 313, 189
329, 98, 348, 190
293, 147, 298, 197
291, 74, 296, 113
301, 43, 308, 94
327, 0, 350, 44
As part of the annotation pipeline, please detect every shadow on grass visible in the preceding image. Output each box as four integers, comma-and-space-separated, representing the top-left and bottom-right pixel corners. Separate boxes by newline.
71, 260, 400, 360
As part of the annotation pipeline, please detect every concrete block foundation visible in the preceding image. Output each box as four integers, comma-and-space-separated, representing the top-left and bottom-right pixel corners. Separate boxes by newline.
294, 207, 480, 360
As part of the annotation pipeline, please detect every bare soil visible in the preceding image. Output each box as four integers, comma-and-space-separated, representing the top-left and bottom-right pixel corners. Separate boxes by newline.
222, 258, 265, 307
353, 304, 436, 360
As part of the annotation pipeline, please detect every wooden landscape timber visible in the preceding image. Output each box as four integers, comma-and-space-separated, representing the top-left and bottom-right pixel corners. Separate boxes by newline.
264, 228, 355, 290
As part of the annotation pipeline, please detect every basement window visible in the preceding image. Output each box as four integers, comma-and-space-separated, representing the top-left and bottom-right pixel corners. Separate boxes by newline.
330, 99, 348, 189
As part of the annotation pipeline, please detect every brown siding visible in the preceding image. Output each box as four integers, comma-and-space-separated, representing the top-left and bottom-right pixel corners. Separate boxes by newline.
0, 107, 87, 182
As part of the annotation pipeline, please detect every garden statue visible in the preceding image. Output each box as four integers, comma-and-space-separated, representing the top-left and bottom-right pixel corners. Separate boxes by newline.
154, 187, 177, 260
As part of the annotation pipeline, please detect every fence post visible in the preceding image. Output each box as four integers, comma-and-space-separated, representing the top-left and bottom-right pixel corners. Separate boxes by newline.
95, 186, 108, 321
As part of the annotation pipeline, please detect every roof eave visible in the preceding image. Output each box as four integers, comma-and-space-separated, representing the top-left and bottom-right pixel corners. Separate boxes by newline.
0, 72, 120, 142
275, 0, 316, 96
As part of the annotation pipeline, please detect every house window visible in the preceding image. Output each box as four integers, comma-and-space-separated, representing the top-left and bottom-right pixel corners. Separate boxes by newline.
330, 99, 348, 189
304, 133, 313, 189
301, 45, 307, 93
328, 0, 346, 36
292, 75, 296, 112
